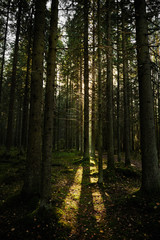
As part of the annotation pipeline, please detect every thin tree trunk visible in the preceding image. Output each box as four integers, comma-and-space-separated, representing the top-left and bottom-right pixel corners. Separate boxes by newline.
80, 55, 83, 153
91, 0, 96, 157
21, 10, 33, 150
22, 0, 46, 197
97, 0, 103, 183
76, 66, 80, 151
0, 0, 11, 106
65, 75, 69, 150
0, 0, 10, 146
106, 0, 114, 170
83, 0, 90, 160
6, 0, 22, 150
41, 0, 58, 206
116, 0, 121, 162
135, 0, 160, 193
14, 97, 22, 147
121, 1, 131, 166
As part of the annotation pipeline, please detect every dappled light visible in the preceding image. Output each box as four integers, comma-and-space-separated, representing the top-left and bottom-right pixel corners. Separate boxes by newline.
90, 159, 98, 183
59, 166, 83, 231
92, 190, 106, 224
90, 158, 108, 225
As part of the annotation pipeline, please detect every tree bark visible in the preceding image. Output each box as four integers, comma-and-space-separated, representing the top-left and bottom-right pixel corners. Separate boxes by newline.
41, 0, 58, 206
21, 9, 33, 150
6, 0, 22, 150
121, 1, 131, 166
91, 0, 96, 157
116, 0, 121, 162
0, 0, 11, 106
97, 0, 103, 183
23, 0, 46, 197
106, 0, 114, 170
135, 0, 160, 193
83, 0, 90, 160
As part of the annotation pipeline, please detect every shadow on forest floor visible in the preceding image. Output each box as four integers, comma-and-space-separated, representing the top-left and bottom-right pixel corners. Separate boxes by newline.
0, 150, 160, 239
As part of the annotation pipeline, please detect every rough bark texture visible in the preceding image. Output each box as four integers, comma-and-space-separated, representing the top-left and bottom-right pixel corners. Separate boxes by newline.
83, 0, 90, 160
41, 0, 58, 206
106, 0, 115, 170
135, 0, 160, 193
23, 0, 46, 197
121, 1, 131, 166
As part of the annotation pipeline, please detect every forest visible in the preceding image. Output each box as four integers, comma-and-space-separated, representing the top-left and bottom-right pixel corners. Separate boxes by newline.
0, 0, 160, 239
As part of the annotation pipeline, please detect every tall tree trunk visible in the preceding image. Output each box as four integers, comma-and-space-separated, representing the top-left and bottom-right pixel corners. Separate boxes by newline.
0, 0, 11, 145
41, 0, 58, 206
135, 0, 160, 193
106, 0, 114, 170
80, 54, 83, 153
0, 0, 11, 106
22, 0, 46, 197
116, 0, 121, 162
14, 97, 22, 147
83, 0, 90, 160
65, 75, 69, 150
91, 0, 96, 157
6, 0, 22, 150
97, 0, 103, 183
121, 1, 131, 166
76, 65, 80, 151
21, 9, 33, 150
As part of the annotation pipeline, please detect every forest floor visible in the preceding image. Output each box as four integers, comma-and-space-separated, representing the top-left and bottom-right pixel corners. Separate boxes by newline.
0, 148, 160, 240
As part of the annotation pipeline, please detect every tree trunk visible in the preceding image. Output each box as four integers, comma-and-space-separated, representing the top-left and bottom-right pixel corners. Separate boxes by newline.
65, 75, 69, 150
121, 1, 131, 166
83, 0, 90, 160
0, 0, 11, 106
91, 0, 96, 157
97, 0, 103, 183
80, 55, 83, 153
6, 0, 22, 150
135, 0, 160, 193
22, 0, 46, 197
106, 0, 114, 170
116, 0, 121, 162
41, 0, 58, 206
21, 9, 33, 150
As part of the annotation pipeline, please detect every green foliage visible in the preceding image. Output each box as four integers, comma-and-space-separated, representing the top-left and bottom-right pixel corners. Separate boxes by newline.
53, 150, 81, 159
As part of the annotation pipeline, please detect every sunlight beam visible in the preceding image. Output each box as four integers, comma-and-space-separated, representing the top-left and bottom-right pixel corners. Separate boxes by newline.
59, 166, 83, 231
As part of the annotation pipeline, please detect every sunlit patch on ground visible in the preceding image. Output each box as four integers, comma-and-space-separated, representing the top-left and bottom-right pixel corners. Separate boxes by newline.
92, 190, 107, 223
90, 164, 98, 183
89, 159, 107, 225
90, 158, 98, 183
89, 158, 110, 228
59, 166, 83, 232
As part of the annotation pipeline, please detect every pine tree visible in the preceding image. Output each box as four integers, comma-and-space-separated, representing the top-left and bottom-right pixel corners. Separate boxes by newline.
23, 0, 47, 197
